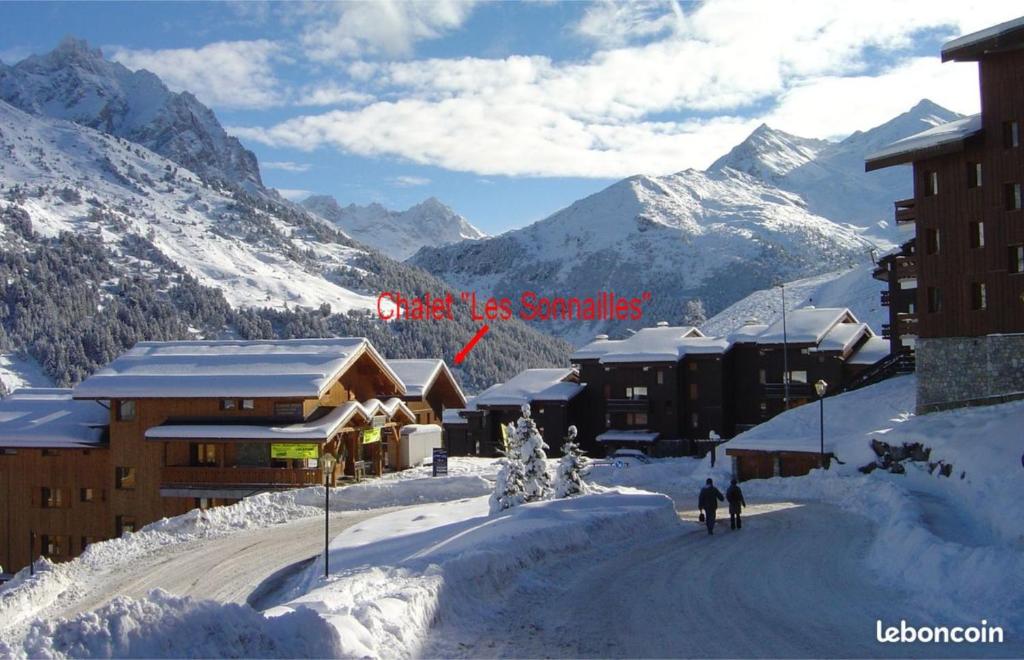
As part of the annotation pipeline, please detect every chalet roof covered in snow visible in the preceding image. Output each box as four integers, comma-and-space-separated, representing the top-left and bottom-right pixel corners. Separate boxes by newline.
0, 388, 108, 448
727, 322, 770, 344
814, 322, 871, 354
386, 358, 466, 405
847, 335, 891, 366
865, 114, 982, 171
572, 326, 722, 364
756, 307, 857, 346
596, 430, 659, 443
145, 397, 412, 442
941, 15, 1024, 62
473, 368, 583, 407
73, 338, 404, 400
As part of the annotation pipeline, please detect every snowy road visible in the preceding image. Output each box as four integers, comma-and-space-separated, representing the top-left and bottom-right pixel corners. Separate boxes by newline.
423, 500, 1022, 658
58, 509, 393, 619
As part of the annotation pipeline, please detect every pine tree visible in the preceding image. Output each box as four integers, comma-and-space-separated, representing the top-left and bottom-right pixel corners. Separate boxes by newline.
555, 425, 589, 498
490, 422, 526, 514
515, 404, 552, 502
683, 299, 707, 327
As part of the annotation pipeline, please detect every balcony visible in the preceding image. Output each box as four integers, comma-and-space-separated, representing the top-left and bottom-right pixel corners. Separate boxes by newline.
883, 315, 918, 341
606, 398, 651, 413
161, 466, 323, 488
762, 383, 814, 400
880, 290, 891, 307
892, 256, 917, 281
894, 198, 916, 224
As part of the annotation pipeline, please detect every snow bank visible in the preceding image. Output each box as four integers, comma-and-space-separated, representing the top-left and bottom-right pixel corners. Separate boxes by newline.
268, 489, 680, 658
0, 465, 492, 640
20, 589, 341, 659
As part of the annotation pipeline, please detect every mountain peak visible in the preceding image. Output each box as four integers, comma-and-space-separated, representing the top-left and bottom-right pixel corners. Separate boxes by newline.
52, 36, 102, 59
708, 123, 829, 180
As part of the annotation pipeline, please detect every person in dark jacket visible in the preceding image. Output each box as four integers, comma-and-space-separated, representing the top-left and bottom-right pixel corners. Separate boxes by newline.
726, 478, 746, 530
697, 478, 725, 535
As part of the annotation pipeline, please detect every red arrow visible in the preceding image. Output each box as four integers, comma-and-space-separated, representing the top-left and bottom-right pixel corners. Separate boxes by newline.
454, 324, 489, 364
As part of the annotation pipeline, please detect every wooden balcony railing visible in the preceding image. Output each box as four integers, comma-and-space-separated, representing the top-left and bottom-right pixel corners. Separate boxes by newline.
892, 256, 917, 280
161, 466, 323, 487
761, 383, 814, 400
880, 290, 891, 307
894, 198, 916, 224
605, 398, 651, 412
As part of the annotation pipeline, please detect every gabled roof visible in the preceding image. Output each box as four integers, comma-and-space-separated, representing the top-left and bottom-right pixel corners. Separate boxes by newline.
572, 325, 716, 364
942, 16, 1024, 62
727, 322, 770, 344
814, 322, 871, 354
0, 389, 108, 448
865, 114, 982, 171
755, 307, 858, 346
387, 358, 467, 407
473, 368, 584, 407
848, 335, 891, 366
73, 338, 404, 400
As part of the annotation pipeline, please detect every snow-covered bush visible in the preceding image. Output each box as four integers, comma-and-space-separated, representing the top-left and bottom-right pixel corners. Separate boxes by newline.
515, 404, 551, 502
489, 451, 526, 514
555, 425, 589, 498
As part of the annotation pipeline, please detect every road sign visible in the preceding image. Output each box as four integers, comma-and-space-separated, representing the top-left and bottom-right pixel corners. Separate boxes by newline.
433, 448, 448, 477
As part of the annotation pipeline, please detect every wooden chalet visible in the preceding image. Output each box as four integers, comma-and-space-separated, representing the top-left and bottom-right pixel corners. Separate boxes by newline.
0, 389, 110, 574
865, 16, 1024, 412
387, 359, 467, 425
443, 368, 584, 457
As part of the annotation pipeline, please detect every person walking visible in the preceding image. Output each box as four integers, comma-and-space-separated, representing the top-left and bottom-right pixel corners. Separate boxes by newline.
726, 478, 746, 530
697, 478, 725, 535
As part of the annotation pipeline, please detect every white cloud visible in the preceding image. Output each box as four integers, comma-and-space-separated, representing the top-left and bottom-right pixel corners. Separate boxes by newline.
262, 161, 312, 173
296, 83, 375, 107
299, 0, 478, 61
575, 0, 684, 48
235, 0, 1024, 177
110, 40, 286, 109
391, 175, 431, 187
276, 188, 314, 201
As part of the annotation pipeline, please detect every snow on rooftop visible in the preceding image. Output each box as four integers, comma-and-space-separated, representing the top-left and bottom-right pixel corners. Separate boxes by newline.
473, 368, 583, 407
441, 408, 467, 425
756, 307, 856, 346
815, 322, 870, 354
73, 338, 404, 400
847, 335, 891, 366
145, 397, 412, 442
941, 15, 1024, 56
572, 326, 724, 364
727, 323, 770, 343
866, 114, 982, 165
596, 430, 660, 443
0, 388, 108, 448
386, 359, 465, 405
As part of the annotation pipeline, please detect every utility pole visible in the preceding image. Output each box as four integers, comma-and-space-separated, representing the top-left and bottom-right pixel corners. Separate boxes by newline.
779, 283, 790, 410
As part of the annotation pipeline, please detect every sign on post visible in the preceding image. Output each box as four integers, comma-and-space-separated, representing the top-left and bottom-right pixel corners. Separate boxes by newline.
432, 448, 448, 477
270, 443, 319, 460
362, 427, 382, 445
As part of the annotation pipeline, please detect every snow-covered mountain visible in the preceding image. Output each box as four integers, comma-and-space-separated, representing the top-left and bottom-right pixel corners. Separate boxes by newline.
0, 37, 261, 189
710, 99, 961, 241
412, 169, 876, 345
302, 195, 485, 261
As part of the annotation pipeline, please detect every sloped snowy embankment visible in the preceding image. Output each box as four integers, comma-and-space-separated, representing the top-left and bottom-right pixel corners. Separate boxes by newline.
0, 467, 493, 655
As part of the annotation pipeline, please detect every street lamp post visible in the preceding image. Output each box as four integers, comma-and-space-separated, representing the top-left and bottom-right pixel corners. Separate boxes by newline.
322, 453, 336, 578
814, 379, 828, 468
779, 283, 790, 410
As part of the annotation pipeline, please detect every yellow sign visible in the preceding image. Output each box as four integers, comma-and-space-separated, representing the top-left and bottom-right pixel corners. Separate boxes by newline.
270, 443, 319, 460
362, 427, 381, 445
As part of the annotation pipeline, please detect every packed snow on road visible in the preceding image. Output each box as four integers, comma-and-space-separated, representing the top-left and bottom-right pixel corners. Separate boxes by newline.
2, 376, 1022, 658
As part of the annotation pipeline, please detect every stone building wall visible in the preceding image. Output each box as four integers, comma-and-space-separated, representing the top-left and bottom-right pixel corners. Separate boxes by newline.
917, 334, 1024, 413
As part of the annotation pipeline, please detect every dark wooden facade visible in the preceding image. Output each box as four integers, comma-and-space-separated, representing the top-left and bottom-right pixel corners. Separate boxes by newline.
873, 239, 919, 354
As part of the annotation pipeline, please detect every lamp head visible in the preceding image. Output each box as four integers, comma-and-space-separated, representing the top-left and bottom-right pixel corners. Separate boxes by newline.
814, 379, 828, 397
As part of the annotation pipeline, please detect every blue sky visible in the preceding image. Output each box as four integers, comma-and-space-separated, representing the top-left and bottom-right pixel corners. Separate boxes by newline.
1, 1, 1019, 234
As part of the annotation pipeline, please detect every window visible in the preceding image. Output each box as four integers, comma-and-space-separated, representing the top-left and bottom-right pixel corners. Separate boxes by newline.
688, 362, 697, 372
1006, 183, 1022, 211
967, 162, 982, 188
759, 402, 768, 412
273, 402, 303, 418
241, 399, 255, 410
603, 384, 611, 399
118, 400, 136, 421
625, 386, 648, 400
689, 383, 699, 400
42, 448, 59, 457
1009, 245, 1024, 274
115, 466, 136, 490
927, 287, 943, 313
656, 369, 664, 385
790, 370, 808, 384
604, 413, 611, 429
758, 369, 766, 385
970, 222, 985, 248
626, 412, 648, 427
40, 535, 65, 557
192, 443, 218, 466
664, 400, 673, 413
691, 413, 699, 429
41, 487, 64, 509
925, 228, 941, 255
971, 282, 987, 310
923, 170, 938, 196
1004, 120, 1020, 148
80, 487, 95, 502
220, 399, 237, 411
116, 515, 136, 537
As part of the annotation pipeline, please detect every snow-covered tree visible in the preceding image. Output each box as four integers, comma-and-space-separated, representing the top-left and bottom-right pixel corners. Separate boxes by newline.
555, 425, 589, 498
683, 299, 707, 327
513, 404, 551, 502
490, 422, 526, 514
